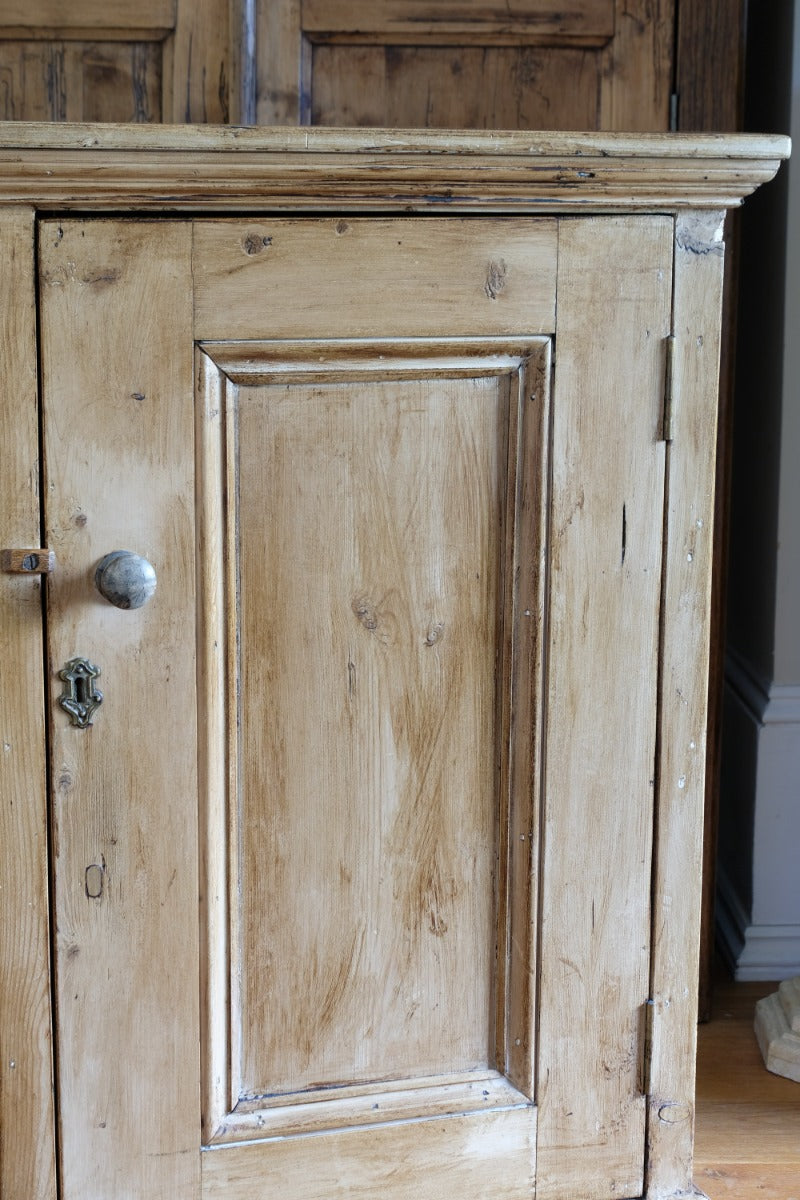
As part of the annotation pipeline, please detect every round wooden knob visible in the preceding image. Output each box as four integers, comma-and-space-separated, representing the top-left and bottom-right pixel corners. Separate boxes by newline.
94, 550, 157, 609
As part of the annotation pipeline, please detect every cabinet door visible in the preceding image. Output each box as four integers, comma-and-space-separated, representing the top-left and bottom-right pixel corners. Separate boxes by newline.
40, 217, 554, 1199
258, 0, 674, 131
38, 213, 670, 1199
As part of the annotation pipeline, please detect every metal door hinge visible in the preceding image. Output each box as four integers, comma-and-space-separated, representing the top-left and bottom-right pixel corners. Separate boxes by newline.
640, 998, 656, 1096
662, 334, 676, 443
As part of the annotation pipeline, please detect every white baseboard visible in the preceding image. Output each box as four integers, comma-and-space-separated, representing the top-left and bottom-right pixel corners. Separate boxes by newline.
719, 655, 800, 979
717, 863, 800, 981
725, 649, 800, 725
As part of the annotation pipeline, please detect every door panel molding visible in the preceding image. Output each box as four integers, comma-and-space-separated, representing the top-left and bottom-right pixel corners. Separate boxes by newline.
195, 337, 550, 1158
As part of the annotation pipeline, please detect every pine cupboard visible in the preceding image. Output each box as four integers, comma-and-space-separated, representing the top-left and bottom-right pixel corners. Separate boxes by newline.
0, 124, 788, 1200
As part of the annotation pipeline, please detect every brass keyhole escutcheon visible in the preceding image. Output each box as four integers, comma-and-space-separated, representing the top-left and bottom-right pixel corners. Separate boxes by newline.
58, 658, 103, 728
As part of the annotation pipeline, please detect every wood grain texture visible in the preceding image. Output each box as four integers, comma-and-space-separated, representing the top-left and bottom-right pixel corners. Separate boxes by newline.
0, 40, 162, 122
674, 0, 747, 1025
694, 973, 800, 1196
675, 0, 745, 133
201, 1106, 537, 1199
196, 330, 548, 1156
645, 212, 726, 1200
0, 0, 236, 127
256, 0, 305, 124
600, 0, 674, 131
169, 0, 233, 121
0, 126, 786, 212
536, 216, 673, 1199
0, 0, 174, 32
39, 219, 200, 1199
310, 44, 599, 129
192, 218, 558, 340
302, 0, 614, 42
237, 372, 505, 1094
0, 209, 56, 1200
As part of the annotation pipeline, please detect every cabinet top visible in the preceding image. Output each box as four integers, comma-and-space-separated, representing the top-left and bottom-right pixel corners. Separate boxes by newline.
0, 122, 789, 213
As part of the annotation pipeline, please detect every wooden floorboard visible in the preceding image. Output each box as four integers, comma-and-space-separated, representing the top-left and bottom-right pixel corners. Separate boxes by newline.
694, 973, 800, 1199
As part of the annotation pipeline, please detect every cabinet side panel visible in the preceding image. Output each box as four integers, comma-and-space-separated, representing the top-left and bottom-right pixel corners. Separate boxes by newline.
645, 212, 725, 1199
0, 211, 57, 1200
537, 215, 673, 1199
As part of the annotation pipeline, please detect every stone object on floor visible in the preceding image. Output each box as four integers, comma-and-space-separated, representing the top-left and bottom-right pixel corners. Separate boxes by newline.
755, 978, 800, 1083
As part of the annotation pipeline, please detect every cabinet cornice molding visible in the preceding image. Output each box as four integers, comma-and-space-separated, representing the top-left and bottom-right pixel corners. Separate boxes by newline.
0, 122, 789, 212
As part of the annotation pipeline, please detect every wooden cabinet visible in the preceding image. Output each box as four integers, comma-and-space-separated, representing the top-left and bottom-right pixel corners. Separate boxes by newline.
0, 125, 788, 1200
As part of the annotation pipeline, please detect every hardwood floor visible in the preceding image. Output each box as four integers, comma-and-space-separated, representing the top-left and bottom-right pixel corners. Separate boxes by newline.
694, 973, 800, 1198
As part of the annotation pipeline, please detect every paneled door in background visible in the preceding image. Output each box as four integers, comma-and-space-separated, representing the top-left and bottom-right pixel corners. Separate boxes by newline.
0, 0, 244, 122
1, 1, 677, 130
258, 0, 674, 129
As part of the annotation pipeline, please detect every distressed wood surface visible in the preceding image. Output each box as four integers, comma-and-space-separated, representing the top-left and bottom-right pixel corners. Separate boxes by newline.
0, 0, 237, 125
39, 219, 200, 1198
0, 209, 56, 1200
194, 309, 547, 1182
0, 132, 786, 1197
238, 372, 505, 1093
169, 0, 234, 122
0, 40, 162, 122
599, 0, 674, 131
536, 216, 673, 1199
0, 0, 174, 32
257, 0, 660, 129
202, 1107, 537, 1199
310, 44, 600, 129
645, 211, 726, 1200
192, 218, 557, 340
256, 0, 307, 124
0, 125, 786, 211
302, 0, 614, 41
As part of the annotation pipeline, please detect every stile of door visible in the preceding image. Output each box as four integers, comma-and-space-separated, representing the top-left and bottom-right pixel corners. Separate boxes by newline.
39, 219, 201, 1199
535, 216, 673, 1198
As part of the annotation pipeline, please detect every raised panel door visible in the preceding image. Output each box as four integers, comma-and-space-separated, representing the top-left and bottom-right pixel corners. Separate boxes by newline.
257, 0, 674, 131
37, 211, 671, 1198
